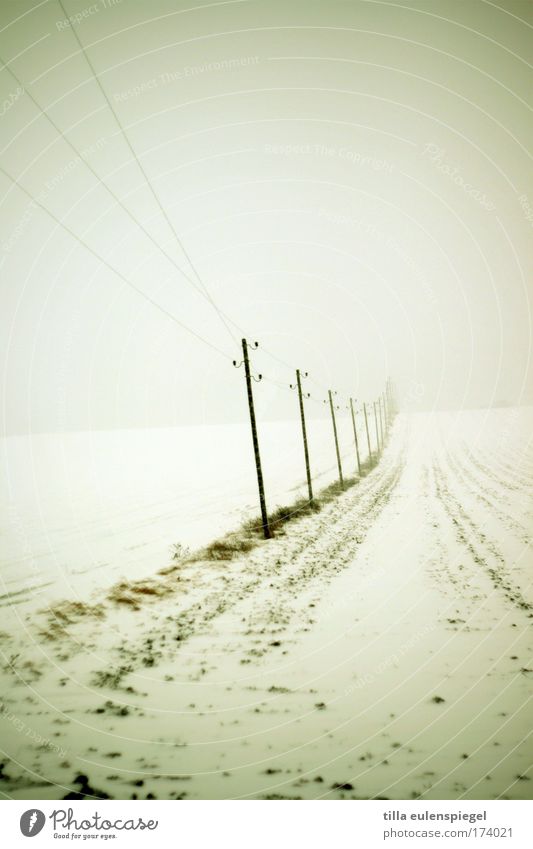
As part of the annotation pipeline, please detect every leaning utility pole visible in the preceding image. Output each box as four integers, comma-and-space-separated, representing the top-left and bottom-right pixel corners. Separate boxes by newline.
328, 390, 344, 485
292, 369, 313, 503
363, 402, 372, 465
234, 339, 270, 539
349, 397, 362, 476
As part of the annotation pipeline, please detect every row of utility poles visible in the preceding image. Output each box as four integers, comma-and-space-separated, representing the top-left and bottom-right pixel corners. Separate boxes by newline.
233, 338, 398, 540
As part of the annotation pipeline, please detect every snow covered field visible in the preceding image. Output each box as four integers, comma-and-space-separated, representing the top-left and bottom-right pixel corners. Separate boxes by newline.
0, 408, 532, 800
1, 412, 368, 614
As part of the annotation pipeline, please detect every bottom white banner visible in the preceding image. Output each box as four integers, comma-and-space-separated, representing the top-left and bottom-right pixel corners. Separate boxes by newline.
1, 799, 532, 848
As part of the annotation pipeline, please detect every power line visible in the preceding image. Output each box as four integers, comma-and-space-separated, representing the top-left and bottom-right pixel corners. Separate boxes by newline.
0, 163, 233, 361
0, 52, 246, 344
27, 7, 332, 389
56, 0, 239, 347
1, 44, 331, 390
248, 341, 332, 394
1, 10, 367, 401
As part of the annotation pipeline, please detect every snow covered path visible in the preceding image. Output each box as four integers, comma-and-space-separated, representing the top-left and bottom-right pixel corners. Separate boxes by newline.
1, 410, 532, 800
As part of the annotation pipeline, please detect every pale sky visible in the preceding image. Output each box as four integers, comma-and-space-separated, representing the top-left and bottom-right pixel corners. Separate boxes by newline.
1, 0, 532, 434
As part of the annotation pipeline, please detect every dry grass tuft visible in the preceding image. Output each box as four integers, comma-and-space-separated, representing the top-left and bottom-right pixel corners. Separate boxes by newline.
200, 535, 256, 561
107, 580, 174, 610
191, 476, 358, 562
315, 476, 357, 504
37, 600, 105, 641
51, 600, 104, 624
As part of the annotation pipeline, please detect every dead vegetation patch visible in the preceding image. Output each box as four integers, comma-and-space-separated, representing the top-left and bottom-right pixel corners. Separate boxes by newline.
200, 535, 256, 561
189, 477, 359, 562
107, 579, 175, 610
33, 470, 363, 638
51, 600, 104, 624
37, 600, 104, 641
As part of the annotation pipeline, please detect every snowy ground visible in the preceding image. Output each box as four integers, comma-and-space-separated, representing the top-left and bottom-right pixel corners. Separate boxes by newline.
0, 408, 532, 800
0, 413, 369, 613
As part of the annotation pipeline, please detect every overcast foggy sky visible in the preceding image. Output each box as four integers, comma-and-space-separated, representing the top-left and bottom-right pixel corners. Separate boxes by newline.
0, 0, 532, 435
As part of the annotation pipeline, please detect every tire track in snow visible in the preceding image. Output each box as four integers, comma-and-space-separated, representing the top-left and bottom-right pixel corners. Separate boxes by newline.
237, 452, 406, 656
478, 451, 533, 491
421, 462, 489, 609
463, 447, 529, 496
432, 461, 533, 617
443, 448, 531, 547
89, 437, 407, 686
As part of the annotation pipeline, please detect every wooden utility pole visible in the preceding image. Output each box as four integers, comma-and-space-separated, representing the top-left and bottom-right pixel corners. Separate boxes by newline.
378, 395, 384, 446
373, 400, 381, 456
235, 339, 270, 539
349, 397, 362, 476
328, 390, 344, 485
363, 402, 372, 465
294, 369, 313, 503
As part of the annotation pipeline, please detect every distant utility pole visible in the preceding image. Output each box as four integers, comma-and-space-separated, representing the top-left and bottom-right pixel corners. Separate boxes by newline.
292, 369, 313, 503
363, 402, 372, 465
378, 395, 384, 446
373, 400, 381, 456
328, 390, 344, 486
349, 397, 362, 476
233, 339, 270, 539
383, 390, 389, 430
